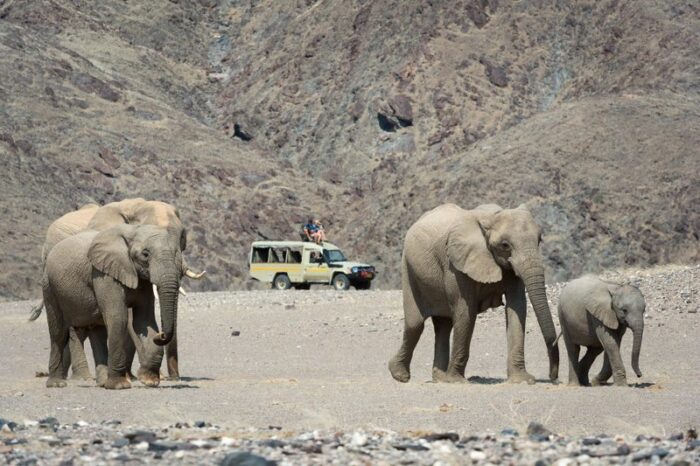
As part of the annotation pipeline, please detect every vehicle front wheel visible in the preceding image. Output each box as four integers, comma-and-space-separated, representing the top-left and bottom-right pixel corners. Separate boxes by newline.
354, 281, 371, 290
273, 274, 292, 290
332, 273, 351, 291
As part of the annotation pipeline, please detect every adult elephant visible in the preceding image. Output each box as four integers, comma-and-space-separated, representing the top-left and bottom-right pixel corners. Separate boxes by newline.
44, 224, 185, 389
388, 203, 559, 384
30, 198, 205, 380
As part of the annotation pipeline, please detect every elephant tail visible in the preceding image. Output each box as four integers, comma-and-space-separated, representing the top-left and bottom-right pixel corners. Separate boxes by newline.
28, 300, 44, 321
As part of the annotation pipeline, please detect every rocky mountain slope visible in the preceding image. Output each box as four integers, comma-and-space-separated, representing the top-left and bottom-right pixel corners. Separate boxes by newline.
0, 0, 698, 299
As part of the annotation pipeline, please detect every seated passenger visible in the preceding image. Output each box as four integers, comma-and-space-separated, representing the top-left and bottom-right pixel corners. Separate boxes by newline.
304, 218, 327, 244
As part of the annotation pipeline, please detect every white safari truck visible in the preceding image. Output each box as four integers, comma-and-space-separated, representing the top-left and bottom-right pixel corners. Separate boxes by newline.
249, 241, 376, 290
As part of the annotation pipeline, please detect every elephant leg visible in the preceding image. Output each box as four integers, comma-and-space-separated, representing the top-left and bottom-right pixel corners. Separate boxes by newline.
165, 333, 180, 381
440, 305, 475, 383
131, 300, 164, 388
69, 327, 92, 380
43, 286, 68, 388
88, 326, 109, 387
595, 326, 627, 386
389, 276, 425, 383
504, 276, 535, 384
124, 336, 136, 382
389, 318, 424, 383
578, 346, 603, 386
592, 354, 612, 386
561, 326, 581, 386
431, 316, 452, 380
94, 280, 132, 390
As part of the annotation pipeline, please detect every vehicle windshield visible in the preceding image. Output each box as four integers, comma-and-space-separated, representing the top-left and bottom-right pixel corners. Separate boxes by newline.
323, 249, 347, 263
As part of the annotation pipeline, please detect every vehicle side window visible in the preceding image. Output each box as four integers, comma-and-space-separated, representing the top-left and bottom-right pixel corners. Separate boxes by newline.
269, 248, 287, 263
287, 248, 302, 264
252, 247, 269, 263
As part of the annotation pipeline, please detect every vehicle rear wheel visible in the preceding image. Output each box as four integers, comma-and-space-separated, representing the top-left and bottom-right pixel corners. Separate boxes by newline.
273, 274, 292, 290
354, 281, 371, 290
332, 273, 351, 291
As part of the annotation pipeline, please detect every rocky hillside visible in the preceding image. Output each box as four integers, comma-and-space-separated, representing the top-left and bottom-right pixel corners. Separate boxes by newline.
0, 0, 698, 299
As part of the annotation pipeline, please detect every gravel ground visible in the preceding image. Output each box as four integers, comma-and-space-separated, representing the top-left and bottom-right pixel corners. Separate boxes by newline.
1, 265, 698, 464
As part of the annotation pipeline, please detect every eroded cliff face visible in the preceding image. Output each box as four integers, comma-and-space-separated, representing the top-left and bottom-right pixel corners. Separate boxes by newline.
0, 0, 698, 298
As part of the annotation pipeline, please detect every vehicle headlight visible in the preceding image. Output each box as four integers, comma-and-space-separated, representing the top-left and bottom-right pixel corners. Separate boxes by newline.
351, 267, 359, 273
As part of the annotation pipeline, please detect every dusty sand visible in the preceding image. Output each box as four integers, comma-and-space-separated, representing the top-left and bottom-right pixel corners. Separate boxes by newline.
0, 269, 698, 437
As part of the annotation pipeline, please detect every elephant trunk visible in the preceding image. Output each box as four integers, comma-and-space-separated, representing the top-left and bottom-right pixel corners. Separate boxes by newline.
151, 261, 180, 346
630, 325, 643, 378
519, 260, 559, 381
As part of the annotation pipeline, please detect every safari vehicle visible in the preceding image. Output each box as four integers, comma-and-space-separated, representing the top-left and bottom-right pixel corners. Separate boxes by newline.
249, 241, 376, 290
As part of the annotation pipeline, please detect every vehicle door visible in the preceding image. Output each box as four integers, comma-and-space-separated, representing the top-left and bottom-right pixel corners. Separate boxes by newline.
303, 247, 330, 283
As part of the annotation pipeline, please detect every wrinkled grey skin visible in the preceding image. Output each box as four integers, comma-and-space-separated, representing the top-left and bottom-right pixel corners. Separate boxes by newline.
30, 198, 196, 381
557, 275, 645, 387
43, 224, 183, 389
388, 203, 559, 384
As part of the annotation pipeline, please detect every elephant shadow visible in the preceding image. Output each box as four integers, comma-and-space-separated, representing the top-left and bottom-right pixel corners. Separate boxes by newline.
466, 376, 560, 385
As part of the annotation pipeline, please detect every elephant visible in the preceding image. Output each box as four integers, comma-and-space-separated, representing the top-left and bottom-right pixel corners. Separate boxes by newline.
388, 203, 559, 384
30, 198, 205, 380
557, 275, 645, 387
43, 224, 184, 389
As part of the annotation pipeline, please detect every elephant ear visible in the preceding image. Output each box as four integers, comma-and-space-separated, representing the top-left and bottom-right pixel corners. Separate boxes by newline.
88, 225, 139, 289
447, 216, 502, 283
585, 286, 618, 329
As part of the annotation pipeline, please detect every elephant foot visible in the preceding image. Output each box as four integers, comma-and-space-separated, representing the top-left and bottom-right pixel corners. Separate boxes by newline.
388, 356, 411, 383
613, 378, 628, 387
567, 380, 582, 387
137, 368, 161, 387
126, 371, 136, 382
104, 375, 132, 390
507, 370, 536, 385
46, 377, 67, 388
70, 369, 92, 381
95, 367, 109, 387
164, 374, 181, 382
432, 368, 467, 383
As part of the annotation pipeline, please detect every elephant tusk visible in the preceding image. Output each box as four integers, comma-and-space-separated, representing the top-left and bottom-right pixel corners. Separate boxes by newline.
185, 268, 206, 280
153, 285, 159, 302
179, 286, 187, 296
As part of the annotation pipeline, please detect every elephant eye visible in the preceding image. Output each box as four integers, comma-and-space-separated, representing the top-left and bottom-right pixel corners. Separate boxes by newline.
141, 249, 151, 259
499, 240, 511, 251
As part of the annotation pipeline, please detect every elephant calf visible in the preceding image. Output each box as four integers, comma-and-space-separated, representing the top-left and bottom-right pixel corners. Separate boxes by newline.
557, 275, 646, 387
43, 224, 183, 389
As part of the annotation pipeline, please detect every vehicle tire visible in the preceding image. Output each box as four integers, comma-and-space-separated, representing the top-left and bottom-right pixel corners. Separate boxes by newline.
273, 274, 292, 290
294, 283, 311, 290
332, 273, 351, 291
354, 281, 371, 290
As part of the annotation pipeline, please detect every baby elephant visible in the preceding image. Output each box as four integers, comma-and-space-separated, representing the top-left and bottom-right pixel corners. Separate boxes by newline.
43, 224, 183, 389
558, 275, 645, 387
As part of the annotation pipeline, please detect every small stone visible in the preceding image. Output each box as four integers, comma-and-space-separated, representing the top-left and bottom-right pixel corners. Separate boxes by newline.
260, 439, 285, 448
582, 437, 601, 445
284, 304, 295, 310
668, 432, 684, 440
220, 437, 236, 447
632, 447, 669, 461
351, 431, 368, 446
501, 428, 518, 436
526, 422, 552, 437
422, 432, 459, 442
220, 451, 276, 466
469, 450, 487, 461
124, 430, 157, 444
194, 421, 210, 428
39, 417, 59, 429
112, 438, 129, 448
231, 330, 241, 336
392, 442, 429, 451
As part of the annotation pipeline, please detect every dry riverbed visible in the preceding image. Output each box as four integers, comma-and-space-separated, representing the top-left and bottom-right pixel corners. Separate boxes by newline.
1, 265, 698, 464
